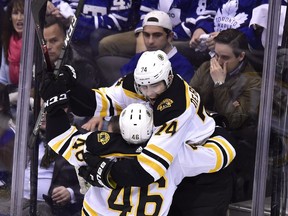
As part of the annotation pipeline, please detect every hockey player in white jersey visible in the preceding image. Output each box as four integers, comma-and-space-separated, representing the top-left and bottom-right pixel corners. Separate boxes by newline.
40, 49, 238, 215
45, 102, 235, 215
41, 50, 215, 187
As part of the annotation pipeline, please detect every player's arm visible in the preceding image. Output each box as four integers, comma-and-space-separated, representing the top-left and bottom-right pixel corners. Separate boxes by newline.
46, 108, 92, 167
68, 82, 96, 116
179, 126, 236, 177
56, 65, 117, 117
81, 111, 198, 188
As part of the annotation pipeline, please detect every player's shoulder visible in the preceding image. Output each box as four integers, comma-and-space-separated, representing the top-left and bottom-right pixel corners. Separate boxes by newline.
86, 131, 123, 154
153, 75, 190, 126
86, 131, 144, 156
119, 74, 146, 100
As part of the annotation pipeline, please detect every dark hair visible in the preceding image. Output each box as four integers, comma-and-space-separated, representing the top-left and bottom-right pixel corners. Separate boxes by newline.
44, 14, 68, 34
108, 116, 120, 134
2, 0, 24, 63
0, 83, 12, 118
214, 29, 249, 57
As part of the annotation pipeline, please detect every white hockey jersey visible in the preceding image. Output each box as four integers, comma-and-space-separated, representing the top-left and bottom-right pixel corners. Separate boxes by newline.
79, 73, 216, 183
48, 125, 235, 216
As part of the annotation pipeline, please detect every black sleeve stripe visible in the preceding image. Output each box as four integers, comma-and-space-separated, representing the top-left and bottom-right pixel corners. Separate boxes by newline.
58, 131, 81, 156
106, 94, 115, 116
208, 140, 228, 169
142, 149, 170, 170
83, 207, 89, 216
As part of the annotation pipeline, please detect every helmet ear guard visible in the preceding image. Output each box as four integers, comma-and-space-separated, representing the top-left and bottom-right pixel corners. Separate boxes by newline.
134, 50, 174, 92
119, 103, 153, 145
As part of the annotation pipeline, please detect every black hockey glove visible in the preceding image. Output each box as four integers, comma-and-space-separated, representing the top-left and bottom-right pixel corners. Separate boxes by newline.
78, 152, 117, 189
59, 64, 77, 89
206, 110, 229, 128
40, 71, 68, 114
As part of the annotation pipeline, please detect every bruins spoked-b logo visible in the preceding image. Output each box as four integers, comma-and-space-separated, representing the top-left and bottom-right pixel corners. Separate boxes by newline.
97, 132, 110, 145
157, 98, 173, 111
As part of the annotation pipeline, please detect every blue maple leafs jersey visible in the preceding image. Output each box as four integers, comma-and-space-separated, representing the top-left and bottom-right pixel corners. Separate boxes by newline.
195, 0, 264, 49
52, 0, 134, 41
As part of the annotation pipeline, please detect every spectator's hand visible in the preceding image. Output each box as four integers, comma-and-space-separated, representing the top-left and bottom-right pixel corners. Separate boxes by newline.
81, 116, 104, 131
46, 1, 63, 19
51, 186, 71, 205
210, 57, 227, 84
206, 32, 219, 51
40, 72, 68, 114
78, 155, 116, 189
189, 28, 206, 48
46, 1, 56, 15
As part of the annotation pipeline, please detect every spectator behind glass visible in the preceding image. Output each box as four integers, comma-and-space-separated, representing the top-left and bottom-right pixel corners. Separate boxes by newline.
81, 10, 195, 132
190, 28, 261, 130
0, 0, 34, 119
0, 0, 24, 86
190, 28, 262, 201
22, 113, 84, 216
48, 0, 137, 57
98, 0, 215, 60
43, 14, 102, 89
189, 0, 264, 70
0, 83, 15, 189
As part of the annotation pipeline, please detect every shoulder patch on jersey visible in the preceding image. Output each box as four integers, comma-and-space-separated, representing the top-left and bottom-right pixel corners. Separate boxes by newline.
158, 53, 165, 61
97, 132, 110, 145
157, 98, 174, 111
153, 76, 187, 126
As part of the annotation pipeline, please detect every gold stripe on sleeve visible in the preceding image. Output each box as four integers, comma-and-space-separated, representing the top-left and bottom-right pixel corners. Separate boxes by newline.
94, 89, 109, 117
148, 144, 173, 163
138, 154, 166, 178
205, 143, 223, 172
83, 200, 99, 216
211, 136, 235, 165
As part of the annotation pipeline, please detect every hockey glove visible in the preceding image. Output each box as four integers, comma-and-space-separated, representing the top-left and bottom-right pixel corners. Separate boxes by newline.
78, 153, 117, 189
60, 64, 77, 89
40, 72, 68, 114
206, 110, 229, 128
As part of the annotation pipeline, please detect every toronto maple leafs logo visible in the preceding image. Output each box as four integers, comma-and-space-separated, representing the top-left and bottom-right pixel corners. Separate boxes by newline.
214, 0, 248, 32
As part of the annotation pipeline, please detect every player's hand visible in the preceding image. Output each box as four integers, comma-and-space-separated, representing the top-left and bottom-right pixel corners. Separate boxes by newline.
78, 153, 116, 189
40, 72, 68, 114
60, 65, 77, 89
81, 116, 104, 131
